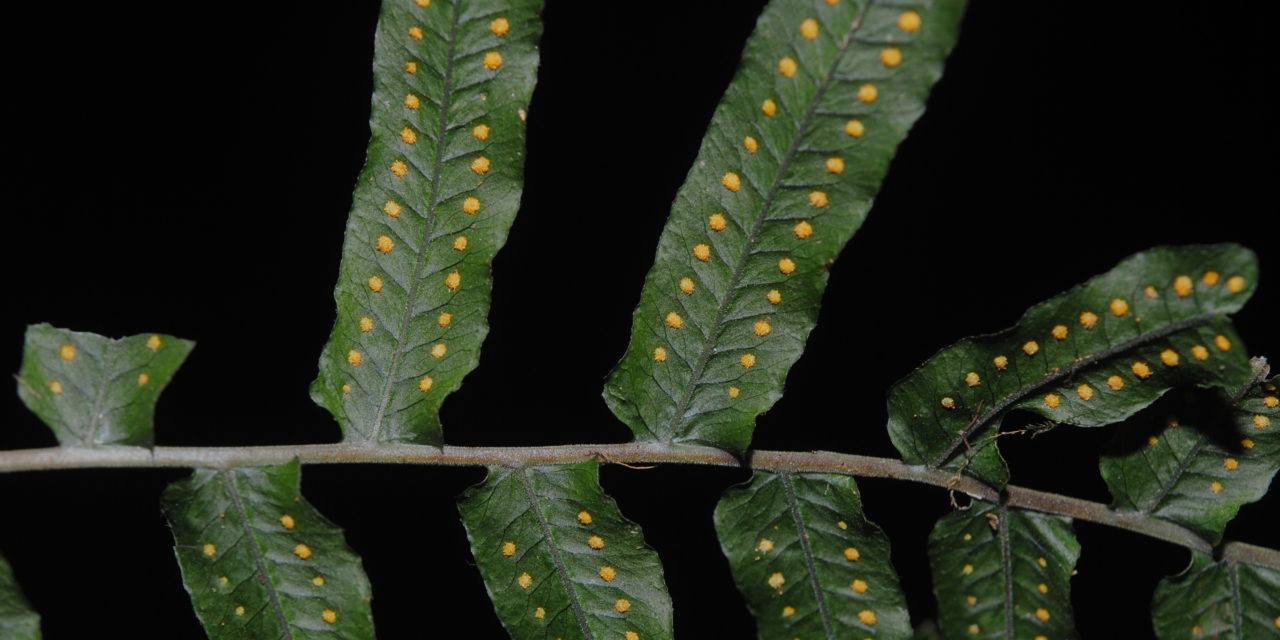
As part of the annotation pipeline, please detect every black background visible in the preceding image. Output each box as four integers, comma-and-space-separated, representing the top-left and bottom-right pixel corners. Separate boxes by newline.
2, 1, 1277, 637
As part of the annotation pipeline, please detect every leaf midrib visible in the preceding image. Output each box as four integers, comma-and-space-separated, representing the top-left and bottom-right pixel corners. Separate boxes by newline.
665, 0, 875, 441
226, 470, 293, 639
1139, 430, 1210, 515
997, 503, 1014, 637
516, 468, 595, 640
930, 310, 1226, 469
780, 473, 835, 640
81, 338, 118, 446
368, 0, 463, 443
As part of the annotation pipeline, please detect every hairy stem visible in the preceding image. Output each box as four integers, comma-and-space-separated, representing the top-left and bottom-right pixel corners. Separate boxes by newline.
0, 442, 1275, 568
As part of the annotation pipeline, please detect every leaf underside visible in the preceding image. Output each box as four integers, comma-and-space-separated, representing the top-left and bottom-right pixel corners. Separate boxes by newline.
928, 502, 1080, 640
714, 472, 911, 640
162, 460, 375, 639
458, 461, 673, 640
0, 552, 40, 640
15, 323, 193, 447
1100, 376, 1280, 544
603, 0, 966, 456
887, 244, 1259, 486
312, 0, 544, 446
1151, 551, 1280, 639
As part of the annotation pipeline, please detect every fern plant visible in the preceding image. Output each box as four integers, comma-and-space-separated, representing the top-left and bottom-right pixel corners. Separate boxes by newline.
3, 0, 1278, 638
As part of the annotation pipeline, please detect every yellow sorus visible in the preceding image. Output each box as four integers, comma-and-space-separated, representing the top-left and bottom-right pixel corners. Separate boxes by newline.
1227, 275, 1247, 293
940, 397, 955, 409
1023, 341, 1040, 356
490, 17, 510, 36
483, 51, 503, 70
740, 353, 757, 369
664, 312, 684, 329
445, 271, 461, 290
418, 376, 434, 391
845, 119, 865, 138
1203, 271, 1220, 286
390, 160, 408, 178
653, 347, 667, 362
1223, 458, 1239, 470
1174, 275, 1193, 297
753, 321, 772, 337
857, 609, 877, 625
587, 535, 605, 549
1044, 393, 1061, 408
1264, 396, 1278, 408
599, 566, 616, 582
462, 197, 481, 214
376, 235, 394, 253
743, 136, 758, 153
347, 350, 363, 366
1051, 324, 1068, 340
437, 312, 452, 328
452, 236, 468, 251
826, 157, 845, 173
405, 61, 417, 74
1077, 384, 1094, 401
708, 213, 727, 231
321, 609, 337, 624
808, 191, 828, 208
693, 244, 712, 262
1110, 298, 1130, 317
898, 11, 922, 33
470, 156, 491, 175
1191, 345, 1209, 361
728, 386, 740, 398
778, 57, 798, 77
800, 18, 819, 40
851, 579, 868, 594
1210, 481, 1223, 493
614, 599, 631, 613
767, 572, 785, 589
1160, 349, 1180, 367
405, 94, 421, 109
431, 343, 447, 359
1215, 335, 1232, 351
577, 511, 592, 524
965, 372, 980, 387
59, 344, 76, 361
400, 127, 417, 144
294, 543, 312, 560
502, 541, 516, 556
993, 355, 1008, 370
1255, 415, 1271, 429
778, 258, 797, 274
766, 289, 782, 305
147, 335, 163, 351
384, 200, 402, 218
679, 277, 696, 294
880, 48, 902, 67
761, 99, 777, 117
1079, 311, 1099, 328
1107, 375, 1125, 391
793, 221, 813, 239
138, 373, 150, 386
472, 124, 491, 140
858, 84, 878, 103
368, 276, 384, 292
517, 573, 533, 589
722, 172, 741, 192
280, 514, 296, 529
1131, 361, 1153, 379
408, 26, 424, 40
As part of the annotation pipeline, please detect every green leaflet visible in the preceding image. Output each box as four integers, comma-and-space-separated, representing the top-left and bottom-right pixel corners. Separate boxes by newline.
458, 461, 673, 639
887, 244, 1258, 486
312, 0, 544, 445
1151, 549, 1280, 639
0, 552, 40, 640
603, 0, 966, 456
928, 503, 1080, 640
162, 460, 374, 639
15, 323, 193, 447
1100, 375, 1280, 544
714, 472, 911, 640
